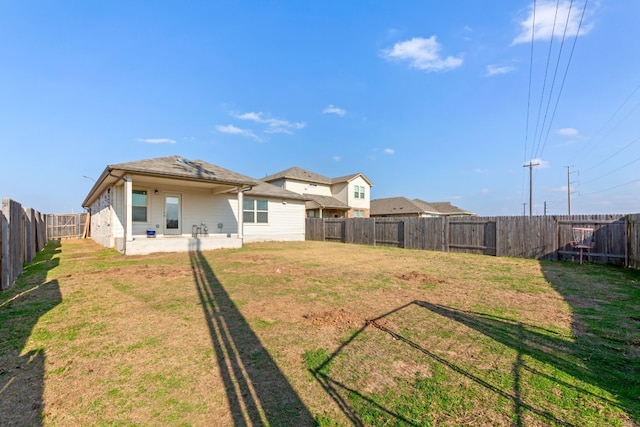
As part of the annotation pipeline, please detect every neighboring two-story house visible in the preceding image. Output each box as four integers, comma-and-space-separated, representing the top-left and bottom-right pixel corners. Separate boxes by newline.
262, 167, 373, 218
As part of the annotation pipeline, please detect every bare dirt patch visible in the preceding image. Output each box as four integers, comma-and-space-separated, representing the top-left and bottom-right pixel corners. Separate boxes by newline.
302, 308, 362, 328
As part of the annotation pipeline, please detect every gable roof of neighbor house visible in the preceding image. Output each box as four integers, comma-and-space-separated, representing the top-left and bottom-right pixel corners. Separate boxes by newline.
370, 197, 434, 216
303, 194, 350, 210
244, 181, 310, 201
416, 200, 474, 216
262, 166, 373, 187
82, 155, 260, 208
371, 197, 474, 217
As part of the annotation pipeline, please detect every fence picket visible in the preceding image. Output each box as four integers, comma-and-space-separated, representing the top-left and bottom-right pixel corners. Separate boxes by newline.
1, 198, 86, 290
306, 214, 635, 267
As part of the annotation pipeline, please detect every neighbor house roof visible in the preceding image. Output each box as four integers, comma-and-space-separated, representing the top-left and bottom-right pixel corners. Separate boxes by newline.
371, 197, 474, 217
331, 172, 374, 187
370, 197, 435, 216
244, 181, 310, 201
262, 167, 332, 185
304, 194, 350, 210
415, 200, 474, 216
262, 166, 373, 187
82, 155, 259, 207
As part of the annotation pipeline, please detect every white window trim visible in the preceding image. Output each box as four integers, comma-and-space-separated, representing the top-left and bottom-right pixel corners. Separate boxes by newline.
243, 198, 269, 225
132, 188, 150, 223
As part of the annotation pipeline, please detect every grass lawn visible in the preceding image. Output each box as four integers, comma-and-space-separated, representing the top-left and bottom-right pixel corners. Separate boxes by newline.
1, 238, 639, 426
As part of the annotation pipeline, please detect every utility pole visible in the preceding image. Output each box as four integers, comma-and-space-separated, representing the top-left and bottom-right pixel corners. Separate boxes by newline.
522, 203, 527, 216
523, 161, 540, 216
544, 201, 547, 216
566, 165, 572, 216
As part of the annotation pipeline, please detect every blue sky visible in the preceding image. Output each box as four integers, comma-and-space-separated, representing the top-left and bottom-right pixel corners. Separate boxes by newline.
1, 1, 639, 216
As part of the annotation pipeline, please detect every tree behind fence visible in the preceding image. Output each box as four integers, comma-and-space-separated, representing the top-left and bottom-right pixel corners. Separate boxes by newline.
306, 214, 638, 267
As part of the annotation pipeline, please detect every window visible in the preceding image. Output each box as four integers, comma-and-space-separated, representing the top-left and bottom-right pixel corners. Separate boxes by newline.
354, 185, 365, 199
353, 210, 365, 218
307, 210, 316, 218
132, 190, 148, 222
243, 198, 268, 223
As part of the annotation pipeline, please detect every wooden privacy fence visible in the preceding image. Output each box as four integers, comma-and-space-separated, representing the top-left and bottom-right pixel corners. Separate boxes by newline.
1, 198, 47, 290
46, 213, 88, 239
1, 197, 89, 290
306, 214, 638, 267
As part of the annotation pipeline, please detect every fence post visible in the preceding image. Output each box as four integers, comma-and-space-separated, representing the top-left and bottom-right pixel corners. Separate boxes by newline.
626, 214, 631, 268
443, 216, 450, 252
1, 200, 6, 290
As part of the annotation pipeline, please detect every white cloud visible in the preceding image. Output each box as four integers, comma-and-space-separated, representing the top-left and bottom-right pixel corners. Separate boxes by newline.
513, 0, 593, 45
381, 36, 463, 72
384, 148, 395, 155
558, 127, 579, 136
323, 105, 347, 116
480, 188, 491, 194
524, 158, 550, 169
136, 138, 175, 144
332, 155, 341, 162
264, 127, 294, 135
216, 124, 262, 141
473, 168, 488, 174
485, 64, 515, 76
234, 111, 305, 131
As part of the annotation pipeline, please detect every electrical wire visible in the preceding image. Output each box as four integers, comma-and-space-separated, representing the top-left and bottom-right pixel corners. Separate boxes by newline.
579, 177, 640, 196
530, 0, 562, 161
581, 135, 640, 175
579, 150, 640, 185
522, 0, 538, 206
571, 92, 640, 165
532, 0, 577, 161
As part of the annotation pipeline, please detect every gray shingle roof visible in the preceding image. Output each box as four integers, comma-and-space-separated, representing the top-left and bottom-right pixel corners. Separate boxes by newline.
262, 166, 373, 187
304, 194, 350, 209
262, 167, 332, 185
83, 155, 259, 207
108, 155, 258, 186
415, 200, 473, 216
371, 197, 474, 216
244, 181, 310, 201
331, 173, 374, 186
370, 197, 430, 216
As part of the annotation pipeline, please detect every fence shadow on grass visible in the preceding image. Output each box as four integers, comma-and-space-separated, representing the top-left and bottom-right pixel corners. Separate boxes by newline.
540, 261, 640, 425
311, 295, 640, 426
0, 241, 61, 426
188, 242, 315, 426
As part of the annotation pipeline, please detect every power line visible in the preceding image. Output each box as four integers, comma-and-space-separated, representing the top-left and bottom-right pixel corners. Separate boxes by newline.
531, 0, 560, 158
536, 0, 589, 162
530, 0, 561, 160
522, 0, 538, 207
579, 177, 640, 197
574, 98, 640, 171
581, 134, 640, 175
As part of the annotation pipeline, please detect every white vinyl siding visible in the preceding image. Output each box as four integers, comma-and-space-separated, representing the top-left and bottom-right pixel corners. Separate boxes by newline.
346, 176, 370, 209
244, 199, 306, 242
131, 186, 238, 236
285, 180, 332, 196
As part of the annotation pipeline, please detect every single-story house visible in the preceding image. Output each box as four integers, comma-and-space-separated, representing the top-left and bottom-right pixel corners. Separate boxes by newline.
370, 197, 474, 218
81, 155, 309, 255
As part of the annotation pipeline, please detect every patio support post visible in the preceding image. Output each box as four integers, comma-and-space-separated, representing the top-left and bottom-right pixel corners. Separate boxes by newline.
237, 187, 244, 239
125, 175, 133, 242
